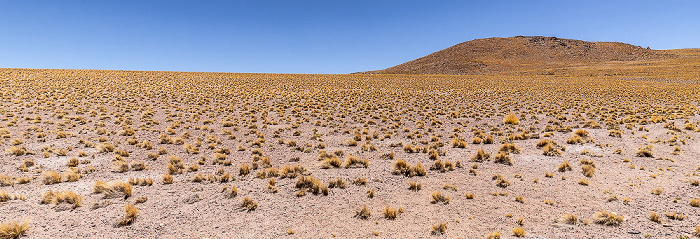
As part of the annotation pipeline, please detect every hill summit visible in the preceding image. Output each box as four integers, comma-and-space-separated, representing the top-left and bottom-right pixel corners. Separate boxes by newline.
365, 36, 675, 75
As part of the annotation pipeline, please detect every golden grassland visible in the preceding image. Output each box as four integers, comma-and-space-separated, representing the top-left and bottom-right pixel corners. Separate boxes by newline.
0, 67, 699, 237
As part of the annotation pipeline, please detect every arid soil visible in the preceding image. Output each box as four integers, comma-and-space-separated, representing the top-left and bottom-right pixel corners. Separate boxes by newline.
0, 69, 699, 238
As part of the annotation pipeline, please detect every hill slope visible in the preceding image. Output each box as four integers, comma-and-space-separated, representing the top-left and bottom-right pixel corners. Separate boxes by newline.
365, 36, 678, 75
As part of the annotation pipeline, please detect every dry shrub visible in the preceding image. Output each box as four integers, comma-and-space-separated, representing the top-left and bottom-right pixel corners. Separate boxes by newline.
41, 190, 82, 209
494, 152, 512, 165
487, 231, 501, 239
559, 213, 577, 224
581, 165, 595, 177
492, 174, 511, 188
295, 176, 328, 196
504, 113, 519, 125
593, 211, 624, 226
93, 180, 132, 198
408, 181, 422, 191
0, 220, 30, 239
649, 212, 661, 223
63, 171, 81, 182
557, 161, 572, 172
512, 227, 525, 237
690, 198, 700, 207
355, 205, 371, 219
162, 174, 173, 184
344, 155, 369, 168
116, 204, 138, 227
240, 197, 258, 211
636, 145, 653, 157
383, 206, 402, 220
430, 191, 450, 204
42, 171, 61, 185
431, 222, 447, 235
472, 148, 490, 162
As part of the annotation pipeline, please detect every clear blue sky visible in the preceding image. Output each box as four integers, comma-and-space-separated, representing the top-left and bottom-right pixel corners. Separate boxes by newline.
1, 0, 698, 74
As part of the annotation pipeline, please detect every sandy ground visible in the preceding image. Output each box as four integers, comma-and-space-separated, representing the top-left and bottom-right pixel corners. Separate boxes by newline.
1, 69, 699, 238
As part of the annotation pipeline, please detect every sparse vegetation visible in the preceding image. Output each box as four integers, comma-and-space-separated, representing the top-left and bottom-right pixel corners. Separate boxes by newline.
116, 204, 138, 227
1, 59, 699, 237
0, 220, 30, 239
593, 211, 624, 226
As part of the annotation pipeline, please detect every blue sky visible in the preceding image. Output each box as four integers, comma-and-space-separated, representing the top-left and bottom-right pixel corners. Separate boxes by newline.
1, 0, 698, 74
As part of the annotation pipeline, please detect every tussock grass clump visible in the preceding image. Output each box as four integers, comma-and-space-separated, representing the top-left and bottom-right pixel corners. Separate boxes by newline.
393, 160, 426, 177
166, 156, 184, 175
295, 176, 328, 196
557, 161, 572, 172
578, 178, 589, 186
593, 211, 624, 226
0, 220, 30, 239
512, 227, 525, 237
472, 148, 490, 162
6, 146, 28, 156
636, 145, 654, 157
664, 212, 685, 221
393, 159, 411, 176
116, 204, 138, 227
498, 143, 520, 154
130, 161, 147, 171
581, 165, 595, 177
465, 192, 474, 199
353, 177, 367, 186
413, 162, 427, 176
162, 174, 173, 184
280, 165, 305, 178
408, 181, 422, 191
93, 180, 132, 198
0, 191, 25, 202
649, 212, 661, 223
240, 197, 258, 211
492, 174, 511, 188
559, 213, 577, 224
430, 191, 450, 204
327, 178, 347, 189
239, 164, 251, 176
487, 231, 501, 239
504, 113, 519, 125
344, 155, 369, 168
41, 190, 82, 209
42, 171, 61, 185
383, 206, 403, 220
321, 156, 342, 169
690, 198, 700, 207
494, 152, 512, 165
430, 222, 447, 235
355, 205, 371, 219
566, 135, 583, 144
608, 130, 622, 137
514, 195, 524, 203
67, 157, 79, 167
543, 144, 563, 156
128, 177, 153, 186
63, 171, 81, 182
451, 138, 467, 148
379, 151, 395, 160
224, 185, 238, 198
0, 175, 15, 187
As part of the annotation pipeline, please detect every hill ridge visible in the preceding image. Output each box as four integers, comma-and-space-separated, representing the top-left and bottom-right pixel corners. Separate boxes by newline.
364, 36, 677, 75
